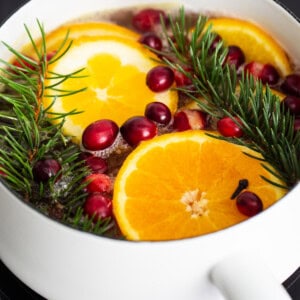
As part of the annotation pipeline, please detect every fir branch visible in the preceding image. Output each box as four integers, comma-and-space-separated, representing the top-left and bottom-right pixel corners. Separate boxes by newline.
0, 20, 106, 230
161, 7, 300, 189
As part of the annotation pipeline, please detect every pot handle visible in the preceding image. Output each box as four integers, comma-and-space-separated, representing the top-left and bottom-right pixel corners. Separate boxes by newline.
210, 252, 292, 300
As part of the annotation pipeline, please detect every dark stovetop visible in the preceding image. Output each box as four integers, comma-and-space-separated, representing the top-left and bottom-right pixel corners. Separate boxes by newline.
0, 0, 300, 299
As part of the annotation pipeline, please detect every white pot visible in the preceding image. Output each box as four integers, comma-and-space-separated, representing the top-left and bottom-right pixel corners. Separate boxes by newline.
0, 0, 299, 299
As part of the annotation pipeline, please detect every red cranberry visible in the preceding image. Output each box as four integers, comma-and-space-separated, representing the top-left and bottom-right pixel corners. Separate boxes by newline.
139, 33, 162, 51
33, 159, 62, 183
244, 62, 280, 85
217, 116, 243, 138
80, 152, 108, 174
46, 51, 57, 61
0, 165, 6, 177
225, 45, 245, 69
294, 118, 300, 131
84, 193, 113, 220
173, 109, 207, 131
281, 74, 300, 97
236, 191, 263, 217
146, 66, 175, 92
144, 102, 172, 125
209, 34, 223, 54
82, 119, 119, 151
173, 67, 193, 87
120, 116, 157, 147
281, 95, 300, 115
12, 56, 37, 72
132, 8, 167, 32
83, 173, 112, 194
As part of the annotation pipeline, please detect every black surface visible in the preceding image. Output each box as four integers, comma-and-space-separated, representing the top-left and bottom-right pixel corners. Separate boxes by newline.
0, 0, 300, 299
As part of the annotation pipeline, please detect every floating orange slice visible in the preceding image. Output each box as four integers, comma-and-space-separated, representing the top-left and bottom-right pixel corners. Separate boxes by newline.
43, 35, 178, 143
205, 17, 292, 76
44, 22, 140, 52
113, 130, 286, 241
22, 22, 140, 57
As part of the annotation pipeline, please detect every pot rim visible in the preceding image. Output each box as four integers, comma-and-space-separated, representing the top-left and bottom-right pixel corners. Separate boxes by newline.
0, 0, 300, 247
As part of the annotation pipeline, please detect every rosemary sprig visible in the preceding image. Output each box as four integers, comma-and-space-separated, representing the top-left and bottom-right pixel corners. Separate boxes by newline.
0, 20, 114, 235
161, 8, 300, 189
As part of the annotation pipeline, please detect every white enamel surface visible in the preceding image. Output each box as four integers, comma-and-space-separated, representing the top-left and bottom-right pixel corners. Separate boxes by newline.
0, 0, 300, 299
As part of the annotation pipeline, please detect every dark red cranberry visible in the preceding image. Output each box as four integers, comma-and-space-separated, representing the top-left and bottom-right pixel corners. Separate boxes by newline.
225, 45, 245, 69
281, 74, 300, 97
120, 116, 157, 147
83, 173, 112, 194
84, 193, 113, 220
139, 33, 162, 51
294, 118, 300, 131
209, 34, 223, 54
144, 102, 172, 125
281, 95, 300, 115
244, 62, 280, 85
236, 191, 263, 217
173, 109, 207, 131
82, 119, 119, 151
80, 152, 108, 174
12, 56, 37, 72
132, 8, 167, 32
0, 165, 6, 176
146, 66, 175, 92
173, 67, 193, 87
33, 159, 62, 183
46, 51, 57, 62
217, 116, 243, 138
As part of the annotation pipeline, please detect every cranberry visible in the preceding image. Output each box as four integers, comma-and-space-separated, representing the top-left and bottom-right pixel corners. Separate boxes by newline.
173, 109, 207, 131
33, 158, 62, 183
173, 67, 193, 87
236, 191, 263, 217
225, 45, 245, 69
281, 95, 300, 115
217, 116, 243, 138
120, 116, 157, 147
80, 152, 108, 174
294, 118, 300, 131
82, 119, 119, 151
281, 74, 300, 97
209, 34, 223, 54
46, 51, 57, 62
244, 62, 280, 85
146, 66, 175, 92
139, 33, 162, 51
0, 165, 6, 176
83, 173, 112, 194
144, 102, 172, 125
132, 8, 167, 32
12, 56, 37, 72
84, 193, 113, 220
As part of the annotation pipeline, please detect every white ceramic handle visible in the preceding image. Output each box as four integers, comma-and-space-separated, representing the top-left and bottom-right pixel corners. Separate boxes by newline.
210, 252, 292, 300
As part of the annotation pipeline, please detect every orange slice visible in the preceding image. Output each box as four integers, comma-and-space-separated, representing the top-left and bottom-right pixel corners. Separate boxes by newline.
44, 35, 178, 143
205, 17, 292, 76
23, 22, 140, 57
45, 22, 140, 52
113, 130, 286, 241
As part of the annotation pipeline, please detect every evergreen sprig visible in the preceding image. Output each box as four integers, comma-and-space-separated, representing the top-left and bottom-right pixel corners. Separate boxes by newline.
0, 20, 114, 235
161, 8, 300, 189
